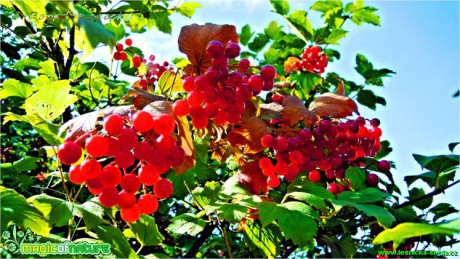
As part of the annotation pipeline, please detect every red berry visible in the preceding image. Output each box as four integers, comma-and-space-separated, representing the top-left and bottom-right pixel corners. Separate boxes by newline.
187, 90, 205, 107
133, 110, 154, 132
69, 164, 86, 184
366, 173, 379, 187
121, 174, 141, 193
149, 54, 155, 61
328, 183, 341, 195
274, 136, 288, 152
153, 114, 176, 135
308, 170, 321, 182
259, 157, 275, 176
225, 42, 240, 59
317, 159, 332, 171
154, 178, 173, 199
289, 150, 304, 165
182, 76, 196, 92
99, 165, 122, 187
86, 177, 104, 195
115, 43, 123, 52
113, 52, 121, 60
369, 127, 382, 139
139, 163, 160, 186
173, 100, 190, 116
194, 76, 211, 91
125, 38, 132, 46
118, 190, 136, 209
155, 135, 177, 155
134, 141, 154, 161
85, 135, 109, 158
370, 118, 381, 127
275, 161, 288, 175
261, 134, 274, 148
120, 52, 127, 61
104, 114, 124, 135
267, 175, 280, 188
260, 65, 276, 80
355, 116, 366, 126
98, 187, 119, 208
238, 59, 250, 71
58, 141, 82, 165
117, 128, 138, 150
206, 40, 224, 58
192, 116, 208, 129
115, 149, 135, 168
80, 159, 102, 179
248, 75, 264, 93
377, 160, 391, 172
138, 194, 159, 214
121, 204, 141, 223
132, 55, 142, 68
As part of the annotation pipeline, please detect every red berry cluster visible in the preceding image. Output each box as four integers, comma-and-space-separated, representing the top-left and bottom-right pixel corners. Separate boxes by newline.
113, 38, 133, 61
58, 111, 186, 223
172, 40, 277, 128
257, 117, 389, 194
293, 46, 328, 74
136, 55, 172, 90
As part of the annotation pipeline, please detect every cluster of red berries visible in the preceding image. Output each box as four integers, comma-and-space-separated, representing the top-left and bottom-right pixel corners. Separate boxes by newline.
171, 40, 277, 128
137, 55, 172, 90
257, 117, 390, 194
293, 46, 328, 74
58, 111, 186, 222
113, 38, 132, 61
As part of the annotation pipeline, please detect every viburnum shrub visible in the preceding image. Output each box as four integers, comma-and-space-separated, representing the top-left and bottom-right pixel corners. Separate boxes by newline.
3, 0, 459, 258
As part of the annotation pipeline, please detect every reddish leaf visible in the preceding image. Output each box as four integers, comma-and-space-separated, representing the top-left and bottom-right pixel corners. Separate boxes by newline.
232, 116, 273, 154
282, 96, 318, 127
237, 160, 268, 195
259, 102, 283, 121
284, 57, 300, 74
336, 79, 345, 95
120, 88, 166, 110
211, 139, 243, 164
309, 92, 359, 118
178, 23, 239, 75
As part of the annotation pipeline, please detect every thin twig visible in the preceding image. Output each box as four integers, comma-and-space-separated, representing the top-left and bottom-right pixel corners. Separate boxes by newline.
0, 24, 47, 55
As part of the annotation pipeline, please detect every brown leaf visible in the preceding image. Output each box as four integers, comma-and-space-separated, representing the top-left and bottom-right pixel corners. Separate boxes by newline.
120, 88, 166, 110
284, 57, 300, 74
259, 102, 283, 121
282, 96, 318, 127
211, 139, 243, 163
59, 105, 134, 140
309, 92, 359, 118
336, 79, 345, 95
178, 23, 239, 75
233, 116, 273, 154
237, 160, 268, 195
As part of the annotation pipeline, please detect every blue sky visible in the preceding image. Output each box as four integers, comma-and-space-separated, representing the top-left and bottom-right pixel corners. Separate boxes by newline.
93, 0, 459, 216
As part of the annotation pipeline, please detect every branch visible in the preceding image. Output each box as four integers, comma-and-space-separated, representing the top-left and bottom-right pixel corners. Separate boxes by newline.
184, 223, 217, 258
0, 24, 47, 55
64, 25, 76, 79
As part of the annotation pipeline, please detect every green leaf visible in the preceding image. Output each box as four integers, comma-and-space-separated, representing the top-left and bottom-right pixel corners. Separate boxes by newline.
351, 6, 381, 26
0, 156, 38, 174
105, 21, 127, 42
75, 5, 115, 54
13, 57, 41, 71
207, 201, 248, 223
373, 219, 460, 248
323, 48, 341, 61
374, 140, 392, 160
192, 181, 222, 207
25, 79, 77, 121
0, 187, 51, 236
239, 24, 254, 46
286, 10, 313, 43
176, 2, 202, 18
248, 33, 269, 53
126, 215, 165, 246
350, 202, 395, 228
357, 89, 386, 110
290, 71, 322, 99
311, 0, 342, 13
9, 0, 48, 28
404, 171, 436, 188
150, 11, 172, 34
0, 78, 34, 99
345, 167, 367, 191
338, 188, 390, 203
448, 142, 459, 153
96, 225, 138, 258
75, 202, 105, 230
166, 213, 206, 236
355, 54, 395, 86
1, 13, 12, 27
166, 168, 196, 198
428, 203, 459, 222
408, 187, 432, 210
287, 192, 327, 211
270, 0, 290, 15
287, 172, 335, 201
325, 28, 348, 45
264, 21, 282, 39
244, 221, 280, 257
259, 201, 318, 246
412, 154, 459, 174
157, 70, 182, 95
37, 60, 58, 80
28, 194, 74, 227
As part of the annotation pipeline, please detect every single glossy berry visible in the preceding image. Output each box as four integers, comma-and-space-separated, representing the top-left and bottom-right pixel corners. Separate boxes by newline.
267, 175, 280, 188
275, 161, 288, 175
173, 100, 190, 117
120, 52, 127, 61
328, 183, 341, 195
113, 52, 121, 60
377, 160, 391, 172
132, 55, 142, 68
308, 170, 321, 182
138, 194, 159, 214
80, 159, 102, 179
153, 114, 176, 135
370, 118, 381, 127
58, 141, 82, 165
187, 90, 205, 108
369, 127, 382, 139
99, 165, 122, 187
203, 103, 219, 118
121, 174, 141, 193
125, 38, 132, 46
117, 128, 138, 150
259, 157, 275, 176
118, 190, 136, 209
98, 187, 119, 208
248, 75, 264, 93
206, 40, 225, 58
121, 204, 141, 223
260, 65, 276, 80
87, 177, 104, 195
238, 58, 250, 71
115, 149, 135, 168
156, 135, 177, 155
133, 110, 154, 132
366, 173, 380, 187
69, 164, 86, 184
182, 76, 196, 92
289, 150, 304, 165
154, 178, 174, 199
225, 42, 240, 59
139, 163, 160, 186
134, 141, 154, 161
104, 114, 124, 135
85, 135, 109, 158
261, 134, 274, 148
149, 54, 155, 61
192, 116, 208, 129
115, 43, 123, 52
274, 136, 288, 152
194, 76, 211, 91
